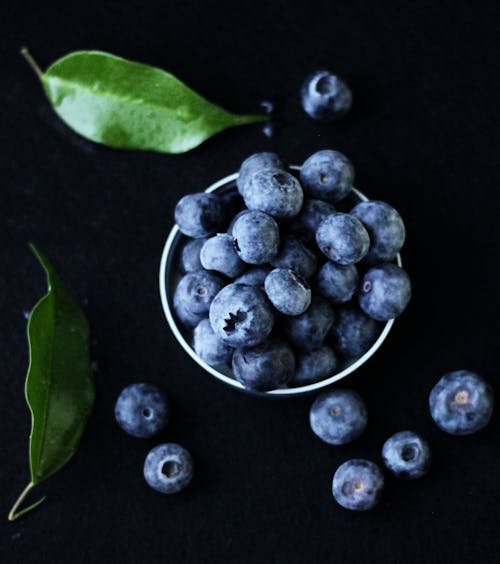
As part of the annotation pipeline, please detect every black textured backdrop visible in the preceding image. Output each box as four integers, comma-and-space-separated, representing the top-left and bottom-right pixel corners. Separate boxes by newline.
2, 1, 500, 562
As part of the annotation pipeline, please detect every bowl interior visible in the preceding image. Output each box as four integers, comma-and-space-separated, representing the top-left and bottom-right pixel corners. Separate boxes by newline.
159, 168, 401, 397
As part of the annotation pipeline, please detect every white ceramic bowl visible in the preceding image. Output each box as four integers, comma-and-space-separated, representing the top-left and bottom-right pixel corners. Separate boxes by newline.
159, 167, 402, 397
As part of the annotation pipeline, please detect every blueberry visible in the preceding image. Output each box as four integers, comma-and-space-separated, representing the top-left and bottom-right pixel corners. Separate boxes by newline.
264, 268, 311, 316
244, 168, 303, 219
330, 306, 380, 359
175, 193, 225, 238
288, 199, 337, 243
193, 318, 233, 367
174, 271, 225, 317
200, 234, 246, 278
232, 337, 295, 391
227, 209, 251, 234
234, 267, 270, 288
315, 261, 359, 304
237, 152, 286, 197
309, 389, 367, 445
232, 211, 280, 265
144, 443, 193, 494
301, 70, 352, 122
332, 459, 384, 511
382, 431, 431, 479
316, 213, 370, 265
291, 346, 338, 386
271, 236, 318, 279
173, 296, 206, 328
429, 370, 494, 435
359, 263, 411, 321
300, 150, 354, 202
284, 296, 334, 351
115, 383, 170, 438
179, 238, 207, 273
209, 283, 274, 347
350, 201, 406, 264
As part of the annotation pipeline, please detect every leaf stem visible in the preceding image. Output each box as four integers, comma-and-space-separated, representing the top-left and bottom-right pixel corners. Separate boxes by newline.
8, 482, 46, 521
20, 47, 43, 79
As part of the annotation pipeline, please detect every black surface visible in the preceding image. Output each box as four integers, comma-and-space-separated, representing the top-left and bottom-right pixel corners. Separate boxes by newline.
2, 1, 500, 562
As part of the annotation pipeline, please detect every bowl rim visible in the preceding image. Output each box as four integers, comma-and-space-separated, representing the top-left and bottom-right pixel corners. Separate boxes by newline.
159, 166, 402, 397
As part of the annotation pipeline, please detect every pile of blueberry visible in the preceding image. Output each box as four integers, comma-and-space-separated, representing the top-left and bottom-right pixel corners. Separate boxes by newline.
314, 369, 494, 511
115, 383, 193, 494
172, 150, 411, 392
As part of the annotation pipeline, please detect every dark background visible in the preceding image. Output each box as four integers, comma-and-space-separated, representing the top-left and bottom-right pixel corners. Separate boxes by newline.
2, 1, 500, 562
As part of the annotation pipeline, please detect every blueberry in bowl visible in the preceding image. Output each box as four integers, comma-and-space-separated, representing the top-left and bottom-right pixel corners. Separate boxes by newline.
160, 154, 409, 397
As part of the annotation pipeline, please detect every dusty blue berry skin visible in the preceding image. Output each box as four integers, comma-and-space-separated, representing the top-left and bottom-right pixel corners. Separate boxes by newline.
209, 283, 274, 347
193, 319, 233, 367
227, 209, 251, 234
200, 234, 246, 278
234, 267, 270, 288
301, 70, 352, 122
232, 337, 295, 391
310, 389, 367, 445
175, 193, 224, 238
291, 346, 338, 386
382, 431, 431, 479
232, 211, 280, 265
300, 150, 354, 203
284, 296, 334, 351
179, 238, 207, 273
315, 261, 359, 304
288, 199, 337, 243
115, 383, 170, 438
244, 168, 304, 219
429, 371, 494, 435
144, 443, 193, 494
271, 236, 318, 279
174, 271, 225, 317
237, 152, 286, 197
316, 213, 370, 265
359, 264, 411, 321
330, 306, 380, 359
264, 268, 311, 316
332, 459, 384, 511
350, 201, 406, 264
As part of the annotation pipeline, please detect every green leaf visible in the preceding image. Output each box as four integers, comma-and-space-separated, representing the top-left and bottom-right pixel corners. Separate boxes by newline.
8, 244, 95, 521
22, 49, 266, 154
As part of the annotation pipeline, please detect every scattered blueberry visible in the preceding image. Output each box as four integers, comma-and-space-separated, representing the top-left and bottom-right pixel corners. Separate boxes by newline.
115, 383, 170, 439
316, 213, 370, 265
429, 370, 494, 435
284, 296, 334, 351
300, 150, 354, 202
351, 201, 406, 264
271, 236, 318, 279
309, 389, 367, 445
301, 70, 352, 122
193, 318, 233, 367
209, 283, 274, 347
232, 337, 295, 391
237, 152, 286, 197
382, 431, 431, 479
359, 263, 411, 320
291, 346, 338, 386
143, 443, 193, 494
288, 198, 336, 243
234, 267, 270, 288
244, 168, 303, 219
259, 100, 275, 114
262, 122, 276, 138
332, 459, 384, 511
174, 271, 225, 317
232, 210, 280, 265
179, 238, 207, 273
315, 261, 359, 304
330, 306, 380, 359
200, 234, 246, 278
264, 268, 311, 315
175, 193, 225, 238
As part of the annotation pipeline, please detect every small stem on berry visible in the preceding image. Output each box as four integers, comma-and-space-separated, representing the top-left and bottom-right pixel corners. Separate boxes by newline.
8, 482, 46, 521
20, 47, 43, 79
